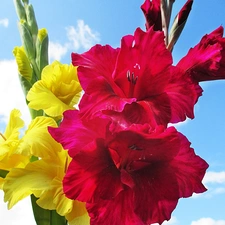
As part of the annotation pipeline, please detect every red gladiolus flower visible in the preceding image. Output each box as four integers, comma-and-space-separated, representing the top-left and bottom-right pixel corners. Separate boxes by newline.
72, 27, 201, 127
49, 110, 208, 225
177, 26, 225, 82
141, 0, 162, 31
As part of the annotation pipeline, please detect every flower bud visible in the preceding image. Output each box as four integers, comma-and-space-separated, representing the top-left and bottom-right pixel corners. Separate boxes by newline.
141, 0, 161, 31
25, 4, 38, 41
18, 20, 36, 61
22, 0, 29, 4
36, 28, 49, 73
168, 0, 193, 51
13, 0, 26, 20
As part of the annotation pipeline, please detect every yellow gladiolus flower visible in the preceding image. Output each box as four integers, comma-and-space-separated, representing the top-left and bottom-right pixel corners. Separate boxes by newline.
0, 109, 29, 172
0, 109, 30, 188
13, 46, 33, 81
27, 61, 82, 117
3, 116, 89, 224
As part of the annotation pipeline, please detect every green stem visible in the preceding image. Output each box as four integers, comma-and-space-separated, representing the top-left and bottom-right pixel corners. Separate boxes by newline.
31, 58, 41, 81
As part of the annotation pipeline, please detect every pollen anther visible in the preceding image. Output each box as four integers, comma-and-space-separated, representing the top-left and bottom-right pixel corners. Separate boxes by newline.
127, 70, 138, 85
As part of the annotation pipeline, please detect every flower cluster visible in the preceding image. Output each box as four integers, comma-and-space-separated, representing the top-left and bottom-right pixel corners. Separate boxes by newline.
1, 0, 225, 225
49, 1, 225, 224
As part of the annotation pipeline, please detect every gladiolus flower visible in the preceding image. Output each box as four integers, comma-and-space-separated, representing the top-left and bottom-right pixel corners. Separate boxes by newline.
27, 61, 82, 118
3, 116, 89, 224
49, 110, 208, 225
0, 109, 29, 188
72, 27, 201, 127
177, 26, 225, 82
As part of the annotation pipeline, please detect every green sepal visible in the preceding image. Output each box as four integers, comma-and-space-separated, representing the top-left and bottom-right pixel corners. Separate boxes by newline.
31, 195, 68, 225
13, 0, 27, 20
0, 169, 8, 178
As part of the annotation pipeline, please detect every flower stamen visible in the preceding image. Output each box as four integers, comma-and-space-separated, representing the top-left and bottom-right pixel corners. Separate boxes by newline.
127, 70, 138, 85
0, 133, 6, 141
129, 144, 142, 151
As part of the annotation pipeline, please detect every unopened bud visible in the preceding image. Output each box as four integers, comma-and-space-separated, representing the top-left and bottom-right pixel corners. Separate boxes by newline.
18, 20, 36, 61
22, 0, 29, 4
36, 28, 49, 73
168, 0, 193, 51
25, 4, 38, 40
13, 0, 26, 20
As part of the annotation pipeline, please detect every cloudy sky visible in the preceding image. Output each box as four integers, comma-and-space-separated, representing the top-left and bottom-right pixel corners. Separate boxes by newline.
0, 0, 225, 225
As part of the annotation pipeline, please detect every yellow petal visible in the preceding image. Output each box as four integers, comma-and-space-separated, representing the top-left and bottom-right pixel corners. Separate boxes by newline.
27, 61, 82, 117
27, 82, 75, 117
0, 154, 30, 171
0, 109, 28, 170
16, 116, 61, 158
66, 201, 90, 225
36, 178, 73, 215
13, 46, 32, 81
3, 160, 54, 209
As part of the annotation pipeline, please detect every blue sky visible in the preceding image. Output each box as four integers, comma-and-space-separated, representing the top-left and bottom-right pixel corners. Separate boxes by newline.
0, 0, 225, 225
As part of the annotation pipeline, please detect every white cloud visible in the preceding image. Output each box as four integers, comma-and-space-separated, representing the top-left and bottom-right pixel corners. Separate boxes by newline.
0, 18, 9, 27
49, 41, 68, 62
203, 171, 225, 184
48, 19, 100, 62
66, 19, 100, 51
0, 60, 31, 126
0, 191, 36, 225
191, 218, 225, 225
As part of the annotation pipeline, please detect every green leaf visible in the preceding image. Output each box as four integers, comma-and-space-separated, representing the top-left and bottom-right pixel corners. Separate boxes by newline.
31, 195, 68, 225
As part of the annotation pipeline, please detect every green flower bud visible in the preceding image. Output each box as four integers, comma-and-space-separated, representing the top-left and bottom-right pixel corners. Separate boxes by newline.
36, 28, 49, 73
25, 4, 38, 41
13, 0, 26, 20
22, 0, 29, 4
18, 20, 35, 61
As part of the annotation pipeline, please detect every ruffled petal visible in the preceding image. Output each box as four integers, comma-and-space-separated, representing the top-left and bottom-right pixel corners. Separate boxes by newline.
3, 160, 54, 209
165, 67, 203, 123
177, 26, 225, 82
72, 45, 120, 91
27, 61, 82, 117
63, 140, 123, 203
16, 117, 61, 158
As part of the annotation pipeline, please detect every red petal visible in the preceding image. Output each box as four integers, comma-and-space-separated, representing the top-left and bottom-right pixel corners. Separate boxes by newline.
63, 139, 123, 203
165, 67, 203, 123
72, 44, 120, 90
177, 26, 225, 82
87, 190, 145, 225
